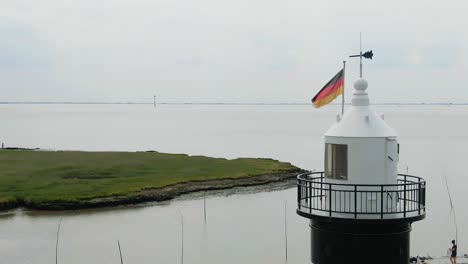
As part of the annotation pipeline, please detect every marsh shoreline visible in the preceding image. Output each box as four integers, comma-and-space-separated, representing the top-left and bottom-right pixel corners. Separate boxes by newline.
0, 169, 303, 211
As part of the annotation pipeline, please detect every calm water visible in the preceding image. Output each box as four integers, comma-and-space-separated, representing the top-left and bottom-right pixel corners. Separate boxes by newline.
1, 104, 468, 263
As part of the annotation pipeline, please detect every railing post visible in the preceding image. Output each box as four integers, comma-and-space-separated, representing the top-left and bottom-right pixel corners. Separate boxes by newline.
423, 183, 426, 212
320, 174, 323, 201
354, 185, 357, 219
297, 179, 301, 211
308, 181, 311, 214
380, 185, 384, 219
418, 178, 421, 215
328, 184, 332, 217
403, 175, 407, 217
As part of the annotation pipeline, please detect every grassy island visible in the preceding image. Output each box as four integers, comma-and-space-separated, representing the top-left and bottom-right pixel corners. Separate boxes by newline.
0, 150, 302, 210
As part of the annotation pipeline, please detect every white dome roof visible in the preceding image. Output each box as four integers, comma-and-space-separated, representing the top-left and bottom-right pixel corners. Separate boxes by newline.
325, 78, 397, 138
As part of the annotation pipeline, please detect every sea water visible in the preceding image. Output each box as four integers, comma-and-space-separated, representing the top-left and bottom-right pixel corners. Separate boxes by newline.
0, 104, 467, 263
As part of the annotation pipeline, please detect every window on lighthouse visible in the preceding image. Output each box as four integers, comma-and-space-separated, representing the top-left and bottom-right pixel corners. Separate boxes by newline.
325, 143, 348, 180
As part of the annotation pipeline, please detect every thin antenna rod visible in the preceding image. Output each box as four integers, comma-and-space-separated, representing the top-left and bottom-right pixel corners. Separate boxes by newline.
349, 33, 372, 73
284, 201, 288, 264
55, 218, 62, 264
359, 32, 363, 78
117, 240, 124, 264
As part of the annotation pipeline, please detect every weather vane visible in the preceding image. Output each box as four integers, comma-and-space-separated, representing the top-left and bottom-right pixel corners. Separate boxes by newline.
349, 33, 373, 78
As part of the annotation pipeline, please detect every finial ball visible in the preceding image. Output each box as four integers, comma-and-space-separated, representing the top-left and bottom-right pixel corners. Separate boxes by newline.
354, 78, 368, 91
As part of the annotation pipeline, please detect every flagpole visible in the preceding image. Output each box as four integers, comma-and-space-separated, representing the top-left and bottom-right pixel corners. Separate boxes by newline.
342, 61, 346, 116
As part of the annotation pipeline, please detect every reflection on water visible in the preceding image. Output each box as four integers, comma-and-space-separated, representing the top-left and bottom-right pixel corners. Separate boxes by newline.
0, 211, 16, 220
1, 104, 468, 263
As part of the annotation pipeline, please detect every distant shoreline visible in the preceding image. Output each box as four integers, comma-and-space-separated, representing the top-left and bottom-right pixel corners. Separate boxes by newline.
1, 102, 467, 106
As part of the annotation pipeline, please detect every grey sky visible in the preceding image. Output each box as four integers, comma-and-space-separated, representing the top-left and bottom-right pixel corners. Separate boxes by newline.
1, 0, 467, 103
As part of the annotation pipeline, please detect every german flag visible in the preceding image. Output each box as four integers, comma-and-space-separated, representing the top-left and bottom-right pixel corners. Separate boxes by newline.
312, 69, 344, 108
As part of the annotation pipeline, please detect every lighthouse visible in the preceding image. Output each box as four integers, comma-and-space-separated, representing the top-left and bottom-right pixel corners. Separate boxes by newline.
296, 77, 426, 264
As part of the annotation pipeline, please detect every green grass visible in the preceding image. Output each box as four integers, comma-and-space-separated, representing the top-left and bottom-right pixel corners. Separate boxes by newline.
0, 150, 297, 206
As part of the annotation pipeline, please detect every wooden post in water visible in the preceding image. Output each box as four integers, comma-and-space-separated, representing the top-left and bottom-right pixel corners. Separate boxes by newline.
55, 218, 62, 264
177, 210, 184, 264
284, 201, 288, 264
444, 172, 458, 244
117, 240, 124, 264
181, 214, 184, 264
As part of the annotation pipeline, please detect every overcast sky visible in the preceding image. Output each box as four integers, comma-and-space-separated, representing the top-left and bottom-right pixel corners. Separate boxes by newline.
1, 0, 467, 103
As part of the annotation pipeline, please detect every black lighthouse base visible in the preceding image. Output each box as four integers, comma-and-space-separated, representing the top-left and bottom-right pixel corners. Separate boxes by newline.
310, 218, 412, 264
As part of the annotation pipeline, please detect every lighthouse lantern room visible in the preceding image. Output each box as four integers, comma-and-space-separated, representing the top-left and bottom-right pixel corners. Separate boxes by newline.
297, 77, 426, 264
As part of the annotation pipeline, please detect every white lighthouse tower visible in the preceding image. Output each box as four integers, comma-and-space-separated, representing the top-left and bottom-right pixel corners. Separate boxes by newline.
297, 76, 426, 264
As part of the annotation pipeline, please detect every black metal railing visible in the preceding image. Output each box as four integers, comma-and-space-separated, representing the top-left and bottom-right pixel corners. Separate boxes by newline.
297, 172, 426, 220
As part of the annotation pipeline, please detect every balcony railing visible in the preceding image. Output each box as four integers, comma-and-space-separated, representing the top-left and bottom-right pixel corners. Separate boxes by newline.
297, 172, 426, 220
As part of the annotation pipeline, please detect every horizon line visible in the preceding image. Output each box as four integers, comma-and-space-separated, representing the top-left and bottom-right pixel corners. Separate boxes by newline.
0, 101, 466, 106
